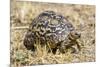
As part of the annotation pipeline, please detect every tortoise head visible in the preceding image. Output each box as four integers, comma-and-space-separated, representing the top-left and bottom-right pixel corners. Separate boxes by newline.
69, 30, 81, 40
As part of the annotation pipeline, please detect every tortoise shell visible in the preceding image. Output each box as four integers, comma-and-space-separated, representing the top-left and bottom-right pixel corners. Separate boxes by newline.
24, 11, 81, 53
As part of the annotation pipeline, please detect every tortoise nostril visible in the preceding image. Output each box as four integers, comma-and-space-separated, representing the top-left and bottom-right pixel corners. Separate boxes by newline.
78, 34, 81, 38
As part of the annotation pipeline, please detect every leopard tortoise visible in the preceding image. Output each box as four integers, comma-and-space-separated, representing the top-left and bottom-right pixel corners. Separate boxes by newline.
23, 11, 81, 54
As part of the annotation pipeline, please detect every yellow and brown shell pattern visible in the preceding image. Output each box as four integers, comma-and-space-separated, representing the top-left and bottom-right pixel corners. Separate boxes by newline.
24, 11, 81, 54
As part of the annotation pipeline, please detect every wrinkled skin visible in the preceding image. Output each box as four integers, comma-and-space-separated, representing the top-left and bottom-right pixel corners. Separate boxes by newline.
58, 30, 81, 53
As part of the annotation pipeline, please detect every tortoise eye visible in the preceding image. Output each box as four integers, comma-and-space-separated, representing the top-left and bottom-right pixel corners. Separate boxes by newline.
75, 32, 81, 38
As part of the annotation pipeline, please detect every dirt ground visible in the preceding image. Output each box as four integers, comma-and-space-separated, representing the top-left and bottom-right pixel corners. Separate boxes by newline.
10, 1, 95, 67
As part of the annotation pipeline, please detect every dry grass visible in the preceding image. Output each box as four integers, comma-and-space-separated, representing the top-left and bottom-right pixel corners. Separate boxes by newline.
10, 1, 95, 67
